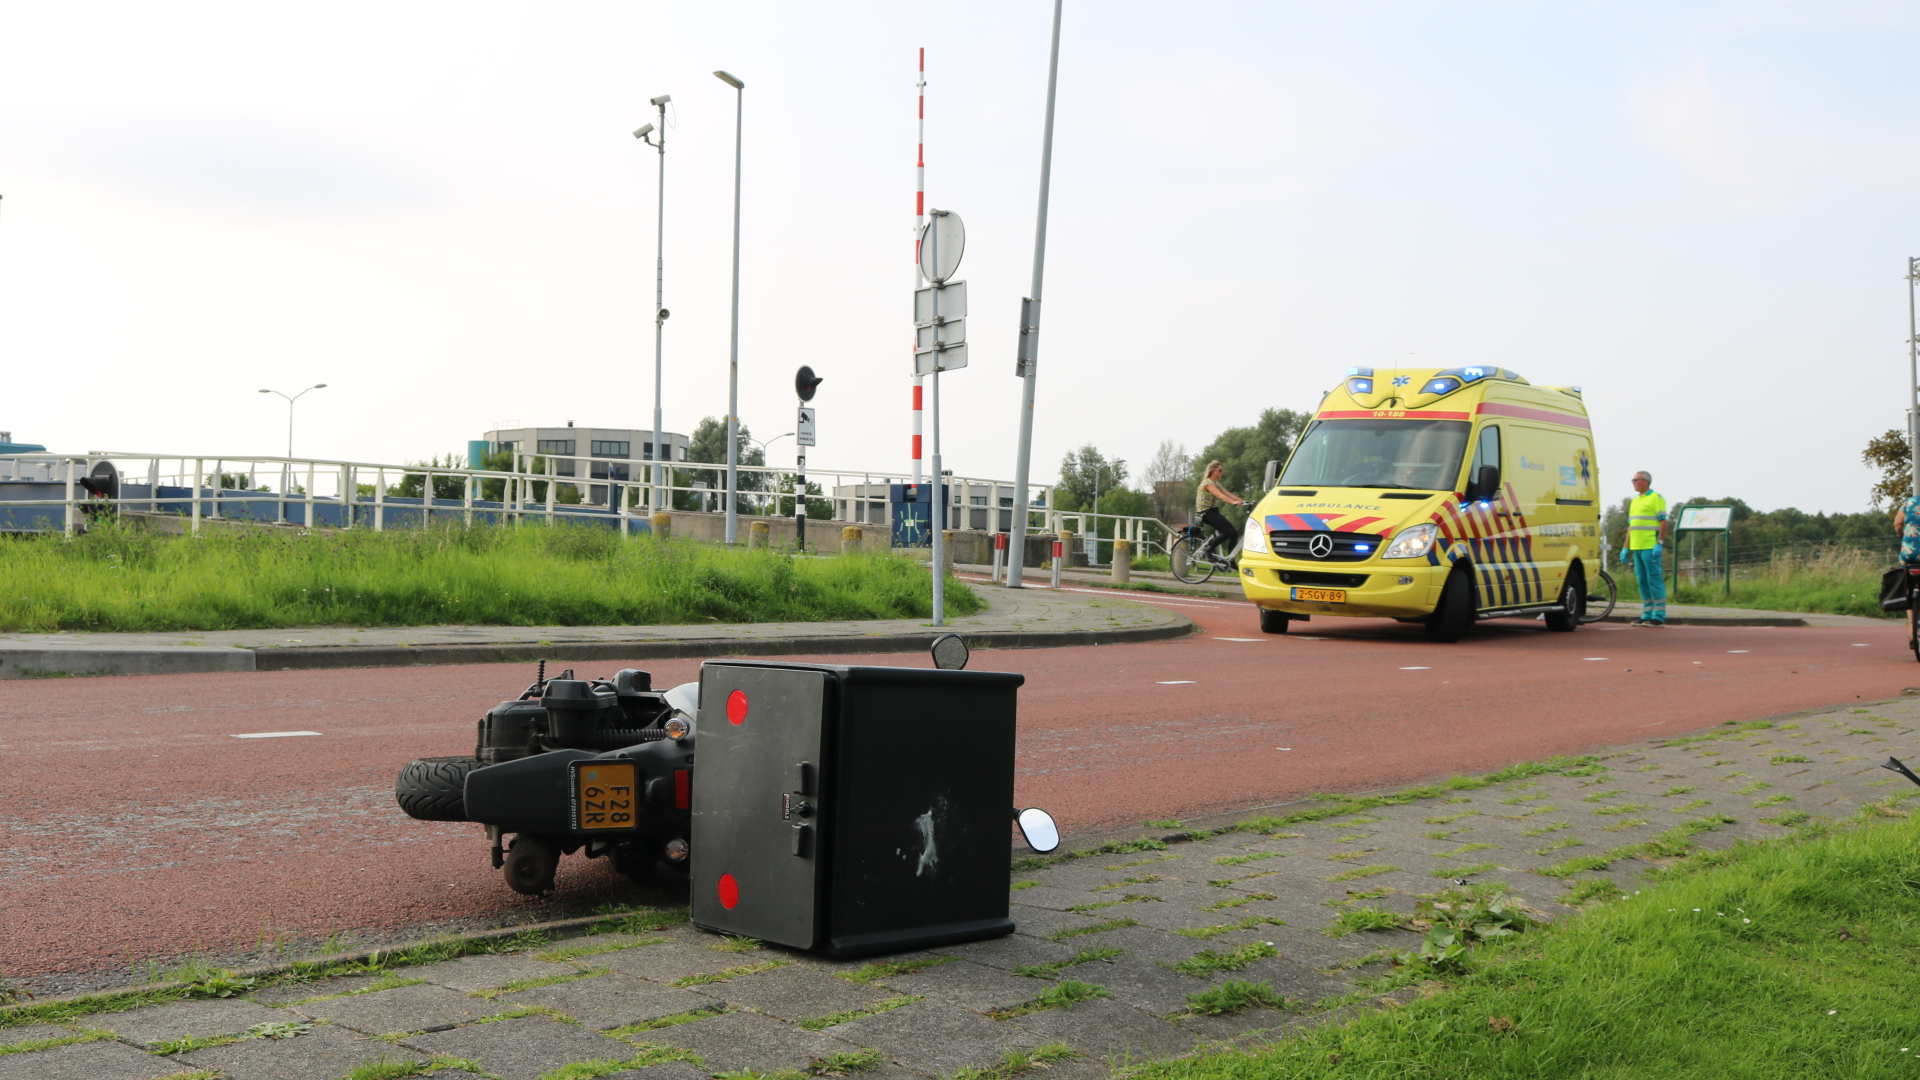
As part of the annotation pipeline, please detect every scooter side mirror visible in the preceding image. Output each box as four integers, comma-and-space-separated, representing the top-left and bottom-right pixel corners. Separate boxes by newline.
931, 633, 969, 670
1015, 807, 1060, 853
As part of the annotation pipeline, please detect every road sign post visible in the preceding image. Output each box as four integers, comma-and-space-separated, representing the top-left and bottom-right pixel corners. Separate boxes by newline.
915, 209, 967, 626
794, 367, 823, 551
1675, 505, 1734, 596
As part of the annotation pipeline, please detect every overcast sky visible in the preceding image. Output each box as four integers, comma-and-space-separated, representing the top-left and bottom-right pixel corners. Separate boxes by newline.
3, 1, 1916, 512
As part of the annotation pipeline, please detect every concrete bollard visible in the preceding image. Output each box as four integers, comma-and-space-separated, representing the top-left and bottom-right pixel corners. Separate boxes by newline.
1111, 538, 1131, 584
650, 511, 672, 540
940, 530, 956, 573
748, 520, 769, 550
841, 525, 862, 554
1058, 530, 1079, 569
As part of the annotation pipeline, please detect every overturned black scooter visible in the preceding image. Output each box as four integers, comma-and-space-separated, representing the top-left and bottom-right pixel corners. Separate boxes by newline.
395, 635, 1061, 916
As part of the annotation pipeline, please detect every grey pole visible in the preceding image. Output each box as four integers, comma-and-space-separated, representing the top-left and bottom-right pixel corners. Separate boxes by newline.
637, 96, 671, 511
1007, 0, 1064, 589
1908, 257, 1918, 498
717, 71, 746, 542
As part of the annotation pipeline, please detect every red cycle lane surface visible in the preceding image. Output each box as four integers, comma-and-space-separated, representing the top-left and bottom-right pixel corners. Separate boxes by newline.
1, 595, 1909, 984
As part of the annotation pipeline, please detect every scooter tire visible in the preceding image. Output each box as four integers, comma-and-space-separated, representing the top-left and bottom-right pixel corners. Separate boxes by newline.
395, 756, 484, 822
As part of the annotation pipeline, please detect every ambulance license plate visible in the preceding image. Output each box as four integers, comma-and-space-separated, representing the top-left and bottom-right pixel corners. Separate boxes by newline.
1290, 587, 1346, 603
571, 761, 639, 831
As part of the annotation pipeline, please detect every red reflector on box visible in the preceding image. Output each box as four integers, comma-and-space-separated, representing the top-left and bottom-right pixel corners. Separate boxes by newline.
726, 690, 748, 725
673, 768, 691, 809
718, 872, 740, 909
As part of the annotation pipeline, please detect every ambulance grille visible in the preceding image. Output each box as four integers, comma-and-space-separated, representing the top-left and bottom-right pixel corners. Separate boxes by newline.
1268, 530, 1384, 563
1278, 570, 1369, 588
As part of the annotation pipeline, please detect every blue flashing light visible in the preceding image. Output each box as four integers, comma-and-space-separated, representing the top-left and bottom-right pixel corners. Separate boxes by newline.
1354, 544, 1371, 552
1345, 366, 1374, 377
1347, 377, 1374, 395
1420, 377, 1461, 395
1461, 366, 1487, 381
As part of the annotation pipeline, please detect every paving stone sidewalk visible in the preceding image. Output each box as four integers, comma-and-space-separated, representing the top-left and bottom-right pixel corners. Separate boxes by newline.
5, 696, 1915, 1080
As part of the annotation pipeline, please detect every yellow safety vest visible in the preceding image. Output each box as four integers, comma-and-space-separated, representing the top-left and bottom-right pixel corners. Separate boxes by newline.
1628, 490, 1666, 550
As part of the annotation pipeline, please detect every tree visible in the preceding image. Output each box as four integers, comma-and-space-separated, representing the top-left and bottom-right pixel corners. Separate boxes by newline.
1142, 440, 1193, 524
679, 416, 767, 512
1054, 444, 1128, 512
391, 452, 471, 501
1864, 429, 1910, 509
1194, 408, 1311, 496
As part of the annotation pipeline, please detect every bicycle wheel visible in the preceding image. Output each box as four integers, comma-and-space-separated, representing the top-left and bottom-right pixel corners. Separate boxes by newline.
1579, 568, 1618, 623
1170, 535, 1216, 584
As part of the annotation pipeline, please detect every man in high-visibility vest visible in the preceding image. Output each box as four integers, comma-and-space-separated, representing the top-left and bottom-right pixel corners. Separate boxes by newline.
1626, 470, 1669, 626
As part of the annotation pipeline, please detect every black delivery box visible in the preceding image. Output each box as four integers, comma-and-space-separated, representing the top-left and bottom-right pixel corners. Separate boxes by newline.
689, 659, 1025, 957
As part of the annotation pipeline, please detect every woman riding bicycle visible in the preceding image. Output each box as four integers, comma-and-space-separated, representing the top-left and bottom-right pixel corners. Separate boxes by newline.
1892, 492, 1920, 646
1195, 460, 1251, 560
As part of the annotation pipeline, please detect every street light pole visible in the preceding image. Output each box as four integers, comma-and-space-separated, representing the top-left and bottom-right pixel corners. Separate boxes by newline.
1908, 257, 1918, 498
636, 94, 672, 511
715, 70, 746, 543
258, 383, 326, 523
1008, 0, 1065, 589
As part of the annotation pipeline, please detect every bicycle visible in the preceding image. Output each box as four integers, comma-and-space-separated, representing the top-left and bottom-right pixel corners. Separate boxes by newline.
1577, 568, 1618, 624
1169, 500, 1253, 584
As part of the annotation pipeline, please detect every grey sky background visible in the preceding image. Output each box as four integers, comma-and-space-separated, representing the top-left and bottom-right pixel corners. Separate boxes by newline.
2, 1, 1915, 512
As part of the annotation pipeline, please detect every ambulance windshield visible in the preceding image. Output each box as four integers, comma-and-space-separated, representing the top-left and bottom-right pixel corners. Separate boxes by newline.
1279, 419, 1472, 491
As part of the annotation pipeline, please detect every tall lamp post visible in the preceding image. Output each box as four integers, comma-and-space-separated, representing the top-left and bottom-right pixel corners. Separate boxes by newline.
1007, 0, 1065, 588
635, 93, 672, 511
744, 432, 791, 515
714, 70, 746, 542
259, 383, 326, 524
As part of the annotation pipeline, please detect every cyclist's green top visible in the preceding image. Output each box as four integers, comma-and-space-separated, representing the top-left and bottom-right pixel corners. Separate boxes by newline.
1196, 484, 1224, 512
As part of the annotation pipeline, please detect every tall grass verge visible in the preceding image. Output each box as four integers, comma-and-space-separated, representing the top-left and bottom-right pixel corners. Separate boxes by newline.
1131, 811, 1920, 1080
1615, 545, 1893, 619
0, 520, 982, 631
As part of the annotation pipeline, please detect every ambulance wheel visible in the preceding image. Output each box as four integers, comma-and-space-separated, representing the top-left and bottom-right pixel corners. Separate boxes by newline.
503, 835, 560, 895
1544, 570, 1585, 632
1426, 568, 1474, 643
1259, 609, 1290, 634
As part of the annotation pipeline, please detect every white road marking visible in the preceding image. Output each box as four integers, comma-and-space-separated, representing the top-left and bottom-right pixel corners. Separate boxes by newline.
1728, 650, 1750, 654
1852, 643, 1870, 647
1156, 680, 1197, 685
1276, 747, 1292, 751
1582, 657, 1609, 661
1216, 638, 1263, 642
1400, 666, 1431, 670
232, 731, 322, 739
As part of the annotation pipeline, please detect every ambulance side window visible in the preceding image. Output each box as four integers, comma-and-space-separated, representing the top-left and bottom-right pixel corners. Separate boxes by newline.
1465, 426, 1501, 501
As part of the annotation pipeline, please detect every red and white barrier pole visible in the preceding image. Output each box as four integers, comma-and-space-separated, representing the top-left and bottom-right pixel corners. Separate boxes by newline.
991, 530, 1007, 583
911, 47, 926, 487
1050, 539, 1063, 589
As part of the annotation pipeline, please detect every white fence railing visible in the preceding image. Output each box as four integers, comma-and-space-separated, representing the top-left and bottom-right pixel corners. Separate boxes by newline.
3, 452, 1181, 546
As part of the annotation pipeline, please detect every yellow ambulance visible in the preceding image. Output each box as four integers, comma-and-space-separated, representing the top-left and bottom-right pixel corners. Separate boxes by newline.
1238, 366, 1599, 642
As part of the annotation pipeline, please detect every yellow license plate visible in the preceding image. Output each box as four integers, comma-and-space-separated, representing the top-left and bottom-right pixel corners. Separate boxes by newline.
1290, 587, 1347, 603
573, 762, 638, 831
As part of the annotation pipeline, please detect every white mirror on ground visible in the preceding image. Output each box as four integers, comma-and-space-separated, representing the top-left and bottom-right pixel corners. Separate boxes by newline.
1016, 807, 1060, 853
930, 633, 969, 670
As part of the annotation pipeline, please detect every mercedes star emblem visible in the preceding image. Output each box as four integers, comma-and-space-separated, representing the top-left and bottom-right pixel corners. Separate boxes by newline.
1308, 534, 1335, 558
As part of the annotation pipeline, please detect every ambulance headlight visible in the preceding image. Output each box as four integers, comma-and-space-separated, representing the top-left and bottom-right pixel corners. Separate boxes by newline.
1242, 527, 1269, 555
1382, 523, 1438, 560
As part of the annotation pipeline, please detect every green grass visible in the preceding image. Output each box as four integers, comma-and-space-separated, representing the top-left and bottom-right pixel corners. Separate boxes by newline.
1130, 809, 1920, 1080
604, 1004, 727, 1035
1179, 980, 1289, 1016
988, 980, 1111, 1019
0, 521, 982, 631
839, 956, 956, 986
1047, 918, 1138, 941
536, 936, 665, 962
1328, 864, 1399, 882
797, 995, 919, 1030
669, 960, 787, 988
1325, 907, 1405, 936
0, 1027, 112, 1055
951, 1043, 1078, 1080
1014, 947, 1124, 979
1169, 941, 1279, 977
1214, 851, 1282, 866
